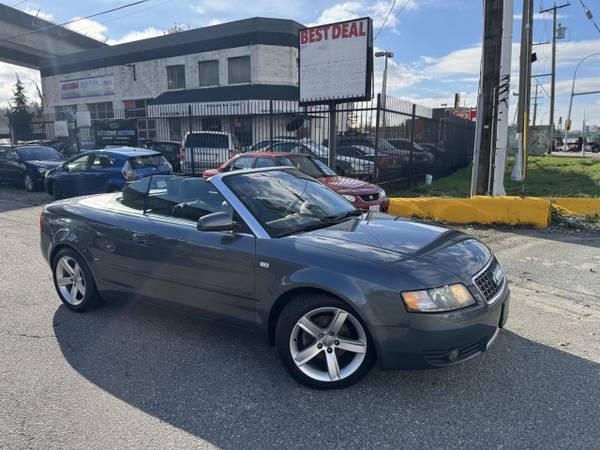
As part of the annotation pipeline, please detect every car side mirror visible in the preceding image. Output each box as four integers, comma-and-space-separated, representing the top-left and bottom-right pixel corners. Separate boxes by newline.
197, 211, 235, 232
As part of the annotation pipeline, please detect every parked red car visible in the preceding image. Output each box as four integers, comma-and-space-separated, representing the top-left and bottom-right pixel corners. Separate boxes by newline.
203, 152, 389, 212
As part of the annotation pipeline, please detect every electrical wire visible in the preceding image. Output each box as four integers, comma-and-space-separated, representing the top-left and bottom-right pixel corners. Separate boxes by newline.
577, 0, 600, 34
374, 0, 413, 41
0, 0, 154, 43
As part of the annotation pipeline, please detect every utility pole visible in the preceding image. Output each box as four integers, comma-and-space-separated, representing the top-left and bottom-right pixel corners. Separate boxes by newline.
472, 0, 504, 195
513, 0, 533, 183
540, 2, 570, 154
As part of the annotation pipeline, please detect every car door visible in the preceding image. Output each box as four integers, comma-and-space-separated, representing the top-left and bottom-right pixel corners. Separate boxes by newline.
54, 154, 92, 197
85, 153, 119, 194
129, 176, 256, 326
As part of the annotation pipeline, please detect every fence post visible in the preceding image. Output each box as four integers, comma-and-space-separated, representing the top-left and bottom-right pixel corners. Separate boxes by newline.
74, 118, 81, 153
269, 100, 274, 143
409, 103, 416, 187
373, 94, 381, 183
187, 105, 194, 175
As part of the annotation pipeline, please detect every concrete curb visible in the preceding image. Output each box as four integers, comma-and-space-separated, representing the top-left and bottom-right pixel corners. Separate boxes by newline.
548, 198, 600, 218
388, 196, 552, 228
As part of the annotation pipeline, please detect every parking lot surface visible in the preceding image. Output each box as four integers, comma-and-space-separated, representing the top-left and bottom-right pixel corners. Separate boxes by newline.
1, 185, 599, 449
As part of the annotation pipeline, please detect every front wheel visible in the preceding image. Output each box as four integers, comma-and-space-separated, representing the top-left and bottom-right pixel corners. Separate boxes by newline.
24, 174, 36, 192
276, 294, 375, 389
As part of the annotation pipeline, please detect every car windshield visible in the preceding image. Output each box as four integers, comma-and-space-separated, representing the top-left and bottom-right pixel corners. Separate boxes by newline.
284, 155, 336, 178
224, 169, 359, 238
17, 146, 62, 161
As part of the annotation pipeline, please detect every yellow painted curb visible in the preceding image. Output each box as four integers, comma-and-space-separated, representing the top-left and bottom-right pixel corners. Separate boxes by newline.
547, 198, 600, 217
388, 196, 551, 228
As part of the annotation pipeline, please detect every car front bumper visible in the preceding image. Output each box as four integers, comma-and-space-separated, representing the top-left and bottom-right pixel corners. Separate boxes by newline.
371, 283, 510, 370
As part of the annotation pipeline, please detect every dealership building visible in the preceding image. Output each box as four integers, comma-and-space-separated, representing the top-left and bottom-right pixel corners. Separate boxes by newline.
40, 18, 306, 144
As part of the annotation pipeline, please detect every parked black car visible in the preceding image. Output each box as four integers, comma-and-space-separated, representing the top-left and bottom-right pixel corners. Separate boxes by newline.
41, 167, 509, 389
145, 141, 182, 172
0, 145, 65, 191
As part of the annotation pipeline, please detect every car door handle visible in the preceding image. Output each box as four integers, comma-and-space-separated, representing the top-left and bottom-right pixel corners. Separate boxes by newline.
132, 233, 148, 244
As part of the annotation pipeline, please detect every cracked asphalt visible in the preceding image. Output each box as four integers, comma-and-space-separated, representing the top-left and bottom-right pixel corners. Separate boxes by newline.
1, 185, 599, 449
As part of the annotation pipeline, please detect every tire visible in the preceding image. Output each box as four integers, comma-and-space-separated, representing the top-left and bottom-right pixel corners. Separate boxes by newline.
24, 173, 36, 192
51, 248, 101, 312
275, 293, 375, 389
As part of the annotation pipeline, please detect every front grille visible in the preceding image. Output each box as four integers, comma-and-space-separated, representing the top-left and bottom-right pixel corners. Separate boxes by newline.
474, 258, 505, 303
423, 339, 485, 366
359, 193, 380, 202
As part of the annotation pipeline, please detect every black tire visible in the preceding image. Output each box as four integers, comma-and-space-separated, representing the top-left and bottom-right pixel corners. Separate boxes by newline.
24, 173, 36, 192
51, 248, 101, 312
275, 293, 376, 389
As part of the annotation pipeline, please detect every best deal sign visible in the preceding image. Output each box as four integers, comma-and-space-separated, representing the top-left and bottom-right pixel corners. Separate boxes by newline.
298, 17, 373, 105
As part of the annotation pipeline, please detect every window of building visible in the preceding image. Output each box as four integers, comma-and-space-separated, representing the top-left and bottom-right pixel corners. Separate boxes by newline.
124, 99, 156, 142
228, 56, 251, 84
199, 60, 219, 87
87, 102, 114, 120
167, 65, 186, 90
54, 105, 77, 121
202, 117, 221, 131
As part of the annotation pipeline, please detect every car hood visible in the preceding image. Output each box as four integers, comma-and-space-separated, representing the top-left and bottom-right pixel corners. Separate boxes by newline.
317, 176, 381, 195
293, 215, 491, 284
26, 159, 64, 169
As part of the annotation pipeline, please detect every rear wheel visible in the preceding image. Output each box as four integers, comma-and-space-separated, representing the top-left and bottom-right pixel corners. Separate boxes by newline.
276, 293, 375, 389
52, 249, 101, 312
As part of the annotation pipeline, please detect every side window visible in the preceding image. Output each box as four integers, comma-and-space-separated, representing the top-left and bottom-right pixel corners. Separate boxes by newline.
230, 157, 253, 170
90, 153, 117, 169
145, 175, 230, 223
255, 157, 275, 168
66, 155, 90, 172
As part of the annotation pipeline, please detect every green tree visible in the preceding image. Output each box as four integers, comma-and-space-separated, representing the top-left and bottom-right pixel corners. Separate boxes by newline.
8, 75, 33, 141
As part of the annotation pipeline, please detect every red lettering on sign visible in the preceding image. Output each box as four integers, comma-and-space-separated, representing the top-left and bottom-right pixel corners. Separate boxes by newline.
349, 22, 358, 37
300, 30, 308, 44
322, 25, 329, 40
332, 24, 341, 39
315, 27, 322, 42
342, 23, 349, 38
358, 20, 366, 36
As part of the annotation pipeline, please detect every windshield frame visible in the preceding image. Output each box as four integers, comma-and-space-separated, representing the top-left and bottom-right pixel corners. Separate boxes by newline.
220, 168, 359, 238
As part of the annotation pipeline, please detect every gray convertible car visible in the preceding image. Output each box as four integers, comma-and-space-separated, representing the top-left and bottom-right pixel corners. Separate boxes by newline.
40, 168, 509, 389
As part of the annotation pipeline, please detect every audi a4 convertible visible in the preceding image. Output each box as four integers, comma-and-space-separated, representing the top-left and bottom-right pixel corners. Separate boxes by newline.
40, 168, 509, 389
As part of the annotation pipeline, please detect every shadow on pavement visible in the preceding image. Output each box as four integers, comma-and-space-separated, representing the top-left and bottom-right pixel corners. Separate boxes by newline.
0, 184, 52, 213
53, 299, 600, 449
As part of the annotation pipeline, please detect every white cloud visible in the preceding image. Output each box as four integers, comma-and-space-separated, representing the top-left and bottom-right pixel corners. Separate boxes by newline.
311, 1, 418, 28
207, 18, 224, 26
107, 27, 164, 45
514, 12, 567, 21
65, 18, 108, 41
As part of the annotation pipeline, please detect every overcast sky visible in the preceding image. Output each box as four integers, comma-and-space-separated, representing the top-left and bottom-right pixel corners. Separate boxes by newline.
1, 0, 599, 128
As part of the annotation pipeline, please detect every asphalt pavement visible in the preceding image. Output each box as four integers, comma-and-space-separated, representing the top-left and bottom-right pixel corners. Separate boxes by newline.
1, 185, 599, 449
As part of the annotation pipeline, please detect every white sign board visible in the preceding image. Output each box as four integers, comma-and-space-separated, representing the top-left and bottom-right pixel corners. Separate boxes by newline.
54, 121, 69, 138
60, 75, 115, 100
299, 17, 373, 105
75, 111, 92, 128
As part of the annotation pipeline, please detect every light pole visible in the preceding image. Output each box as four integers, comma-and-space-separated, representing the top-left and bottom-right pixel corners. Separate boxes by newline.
375, 51, 394, 137
563, 51, 600, 152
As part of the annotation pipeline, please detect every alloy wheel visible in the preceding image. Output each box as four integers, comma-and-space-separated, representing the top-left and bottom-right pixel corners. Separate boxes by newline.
24, 175, 34, 192
55, 256, 86, 306
289, 307, 367, 383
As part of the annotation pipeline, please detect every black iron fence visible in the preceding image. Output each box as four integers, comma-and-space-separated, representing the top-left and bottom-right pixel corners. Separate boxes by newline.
5, 94, 474, 191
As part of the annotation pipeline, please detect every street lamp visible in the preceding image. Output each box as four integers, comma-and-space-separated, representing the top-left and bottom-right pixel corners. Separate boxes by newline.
375, 51, 394, 136
563, 51, 600, 153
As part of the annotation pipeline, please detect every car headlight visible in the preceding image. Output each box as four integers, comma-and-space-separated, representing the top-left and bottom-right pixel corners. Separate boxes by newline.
341, 194, 356, 202
379, 189, 387, 199
402, 284, 475, 312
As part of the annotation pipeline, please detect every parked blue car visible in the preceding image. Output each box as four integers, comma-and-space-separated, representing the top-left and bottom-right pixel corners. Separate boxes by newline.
45, 148, 173, 199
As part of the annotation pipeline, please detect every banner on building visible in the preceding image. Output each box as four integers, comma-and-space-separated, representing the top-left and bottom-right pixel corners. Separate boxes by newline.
93, 119, 138, 147
298, 17, 373, 105
60, 75, 115, 100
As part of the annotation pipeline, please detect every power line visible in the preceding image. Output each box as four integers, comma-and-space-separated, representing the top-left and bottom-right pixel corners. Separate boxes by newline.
0, 0, 154, 44
374, 0, 412, 41
577, 0, 600, 34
